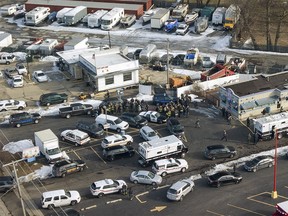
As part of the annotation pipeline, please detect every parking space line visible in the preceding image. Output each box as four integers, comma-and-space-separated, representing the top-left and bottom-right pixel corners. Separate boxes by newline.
135, 191, 148, 204
106, 199, 122, 204
81, 204, 97, 211
247, 192, 288, 207
227, 203, 266, 216
206, 210, 224, 216
90, 146, 106, 164
71, 150, 89, 169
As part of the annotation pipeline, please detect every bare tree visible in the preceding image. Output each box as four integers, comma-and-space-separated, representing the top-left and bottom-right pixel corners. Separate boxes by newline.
264, 0, 273, 51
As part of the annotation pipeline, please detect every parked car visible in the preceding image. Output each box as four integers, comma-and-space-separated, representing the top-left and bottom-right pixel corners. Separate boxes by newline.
130, 170, 162, 186
15, 63, 27, 75
90, 179, 127, 198
204, 144, 237, 160
101, 134, 133, 149
207, 171, 242, 187
0, 100, 26, 112
171, 54, 185, 66
152, 158, 188, 177
244, 155, 274, 172
9, 112, 41, 128
4, 68, 18, 79
202, 56, 214, 68
160, 54, 174, 65
0, 176, 16, 192
41, 189, 81, 209
39, 92, 68, 106
52, 159, 86, 178
59, 103, 93, 118
139, 126, 160, 141
120, 113, 148, 128
95, 114, 129, 132
102, 145, 135, 161
139, 111, 168, 124
176, 23, 189, 35
152, 94, 177, 105
60, 129, 90, 146
12, 75, 24, 88
167, 117, 185, 138
167, 178, 194, 201
76, 121, 104, 138
33, 70, 48, 82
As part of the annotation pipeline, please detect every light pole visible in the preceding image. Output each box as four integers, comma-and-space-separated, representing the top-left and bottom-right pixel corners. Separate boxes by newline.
271, 128, 278, 199
26, 53, 31, 81
103, 105, 108, 137
166, 39, 170, 89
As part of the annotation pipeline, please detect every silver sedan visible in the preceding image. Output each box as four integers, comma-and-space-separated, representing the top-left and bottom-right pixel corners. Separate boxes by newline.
130, 170, 162, 186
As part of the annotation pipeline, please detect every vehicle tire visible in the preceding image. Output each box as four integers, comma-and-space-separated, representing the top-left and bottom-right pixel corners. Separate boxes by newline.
70, 200, 77, 206
211, 156, 216, 160
235, 180, 240, 184
216, 182, 221, 188
61, 136, 65, 141
152, 182, 157, 187
179, 196, 184, 202
100, 124, 104, 129
230, 154, 235, 158
48, 204, 54, 210
180, 152, 186, 158
128, 152, 133, 157
87, 110, 91, 115
66, 114, 71, 119
79, 167, 84, 172
116, 128, 121, 133
181, 167, 186, 173
127, 141, 132, 145
18, 106, 24, 110
34, 119, 39, 124
110, 155, 115, 161
158, 120, 163, 124
16, 123, 21, 128
98, 193, 104, 198
75, 142, 79, 147
277, 133, 283, 139
46, 103, 50, 106
63, 99, 67, 103
252, 168, 257, 172
133, 180, 138, 184
136, 124, 141, 129
268, 163, 273, 168
61, 173, 66, 178
161, 172, 167, 177
6, 61, 10, 65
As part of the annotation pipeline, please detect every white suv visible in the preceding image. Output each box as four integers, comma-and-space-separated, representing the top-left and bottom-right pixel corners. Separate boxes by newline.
152, 158, 188, 177
90, 179, 127, 198
167, 178, 195, 201
96, 114, 129, 132
101, 134, 133, 149
60, 129, 91, 146
0, 100, 26, 112
12, 75, 24, 88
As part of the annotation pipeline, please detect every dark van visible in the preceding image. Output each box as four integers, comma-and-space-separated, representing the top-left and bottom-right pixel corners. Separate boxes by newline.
9, 112, 41, 128
39, 92, 68, 106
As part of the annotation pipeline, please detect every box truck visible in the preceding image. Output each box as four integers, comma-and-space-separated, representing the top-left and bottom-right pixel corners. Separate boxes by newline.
138, 135, 188, 167
64, 6, 87, 26
34, 129, 64, 162
88, 10, 108, 28
212, 7, 227, 25
101, 8, 125, 30
150, 8, 170, 29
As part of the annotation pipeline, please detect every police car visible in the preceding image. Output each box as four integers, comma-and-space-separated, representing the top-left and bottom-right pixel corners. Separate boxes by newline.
152, 158, 188, 177
90, 179, 127, 198
0, 100, 26, 112
139, 111, 168, 124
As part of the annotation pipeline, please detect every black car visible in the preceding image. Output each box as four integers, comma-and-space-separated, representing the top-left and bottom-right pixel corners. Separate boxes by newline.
52, 159, 86, 178
9, 112, 41, 128
0, 176, 16, 192
207, 171, 242, 188
39, 92, 68, 106
244, 155, 274, 172
76, 121, 104, 138
204, 144, 236, 160
120, 113, 148, 128
167, 117, 184, 138
102, 145, 135, 161
152, 94, 177, 105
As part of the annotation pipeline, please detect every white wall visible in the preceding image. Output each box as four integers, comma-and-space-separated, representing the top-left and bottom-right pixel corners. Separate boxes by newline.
139, 84, 153, 95
0, 33, 12, 48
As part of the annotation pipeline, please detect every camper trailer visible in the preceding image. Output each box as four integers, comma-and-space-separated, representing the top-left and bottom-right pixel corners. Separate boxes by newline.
101, 8, 125, 30
139, 44, 157, 64
170, 4, 188, 21
0, 4, 17, 16
56, 8, 72, 23
25, 7, 50, 26
64, 6, 87, 26
212, 7, 227, 25
150, 8, 170, 29
88, 10, 108, 28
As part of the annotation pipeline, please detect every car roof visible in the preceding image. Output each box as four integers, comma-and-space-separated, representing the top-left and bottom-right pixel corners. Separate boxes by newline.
168, 117, 180, 124
0, 99, 17, 104
0, 176, 13, 181
134, 170, 151, 176
170, 179, 192, 190
54, 159, 72, 167
121, 112, 137, 117
154, 158, 177, 166
206, 144, 225, 150
93, 179, 114, 186
42, 189, 65, 198
70, 129, 88, 136
211, 171, 231, 178
141, 126, 155, 133
97, 114, 118, 121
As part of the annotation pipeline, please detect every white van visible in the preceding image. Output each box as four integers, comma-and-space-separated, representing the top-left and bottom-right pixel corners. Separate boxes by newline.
41, 189, 81, 209
0, 53, 16, 64
12, 75, 24, 88
95, 114, 129, 132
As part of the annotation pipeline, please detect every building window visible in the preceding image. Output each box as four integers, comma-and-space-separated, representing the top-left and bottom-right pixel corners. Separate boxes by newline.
123, 72, 132, 81
105, 76, 114, 85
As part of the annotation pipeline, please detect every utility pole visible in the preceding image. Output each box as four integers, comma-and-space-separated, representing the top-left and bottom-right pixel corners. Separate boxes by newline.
3, 159, 26, 216
108, 31, 111, 48
166, 39, 170, 89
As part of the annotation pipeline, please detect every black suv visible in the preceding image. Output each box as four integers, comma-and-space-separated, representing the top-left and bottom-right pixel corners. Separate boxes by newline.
167, 117, 184, 138
0, 176, 16, 192
39, 92, 68, 106
204, 144, 236, 160
9, 112, 41, 128
52, 159, 86, 178
76, 121, 104, 138
120, 113, 148, 128
153, 94, 177, 105
102, 145, 135, 161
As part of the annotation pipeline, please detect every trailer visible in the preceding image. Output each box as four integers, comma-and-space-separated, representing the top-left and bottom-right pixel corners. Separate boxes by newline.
139, 44, 157, 64
138, 135, 188, 167
253, 112, 288, 140
183, 48, 200, 66
200, 6, 215, 21
224, 4, 240, 30
64, 6, 87, 26
101, 7, 125, 30
25, 7, 50, 26
88, 10, 108, 28
0, 4, 17, 16
170, 4, 188, 21
212, 7, 227, 25
150, 8, 170, 29
56, 7, 72, 23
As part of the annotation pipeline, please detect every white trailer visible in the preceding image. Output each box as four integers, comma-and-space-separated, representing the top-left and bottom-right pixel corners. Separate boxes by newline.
151, 8, 170, 29
34, 129, 64, 162
139, 44, 157, 64
64, 6, 87, 26
88, 10, 108, 28
56, 7, 72, 23
253, 112, 288, 140
101, 7, 125, 30
171, 4, 189, 21
0, 4, 17, 16
138, 135, 188, 167
25, 7, 50, 26
212, 7, 227, 25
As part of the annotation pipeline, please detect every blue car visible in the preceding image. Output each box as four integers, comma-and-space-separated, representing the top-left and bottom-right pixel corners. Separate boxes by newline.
153, 94, 177, 105
9, 112, 41, 128
164, 19, 178, 33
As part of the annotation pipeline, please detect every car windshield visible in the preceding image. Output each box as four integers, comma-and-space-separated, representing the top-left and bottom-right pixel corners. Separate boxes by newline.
203, 57, 210, 61
47, 148, 61, 155
65, 191, 71, 198
148, 131, 156, 137
250, 158, 261, 165
147, 172, 155, 179
18, 65, 25, 69
168, 188, 178, 194
14, 78, 22, 82
37, 72, 45, 77
115, 118, 122, 124
173, 124, 183, 131
134, 115, 142, 121
102, 139, 109, 144
178, 25, 185, 29
113, 180, 119, 186
155, 113, 160, 118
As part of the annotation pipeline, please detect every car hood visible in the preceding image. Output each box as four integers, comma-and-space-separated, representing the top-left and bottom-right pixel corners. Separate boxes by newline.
116, 180, 127, 187
227, 146, 236, 152
37, 76, 48, 82
69, 190, 81, 199
31, 113, 41, 118
245, 161, 257, 167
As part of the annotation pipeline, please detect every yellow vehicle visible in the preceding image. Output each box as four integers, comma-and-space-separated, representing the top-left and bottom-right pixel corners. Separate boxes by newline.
223, 4, 240, 30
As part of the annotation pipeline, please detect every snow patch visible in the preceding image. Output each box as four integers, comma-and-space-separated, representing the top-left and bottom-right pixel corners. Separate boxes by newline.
18, 165, 53, 183
3, 139, 34, 154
